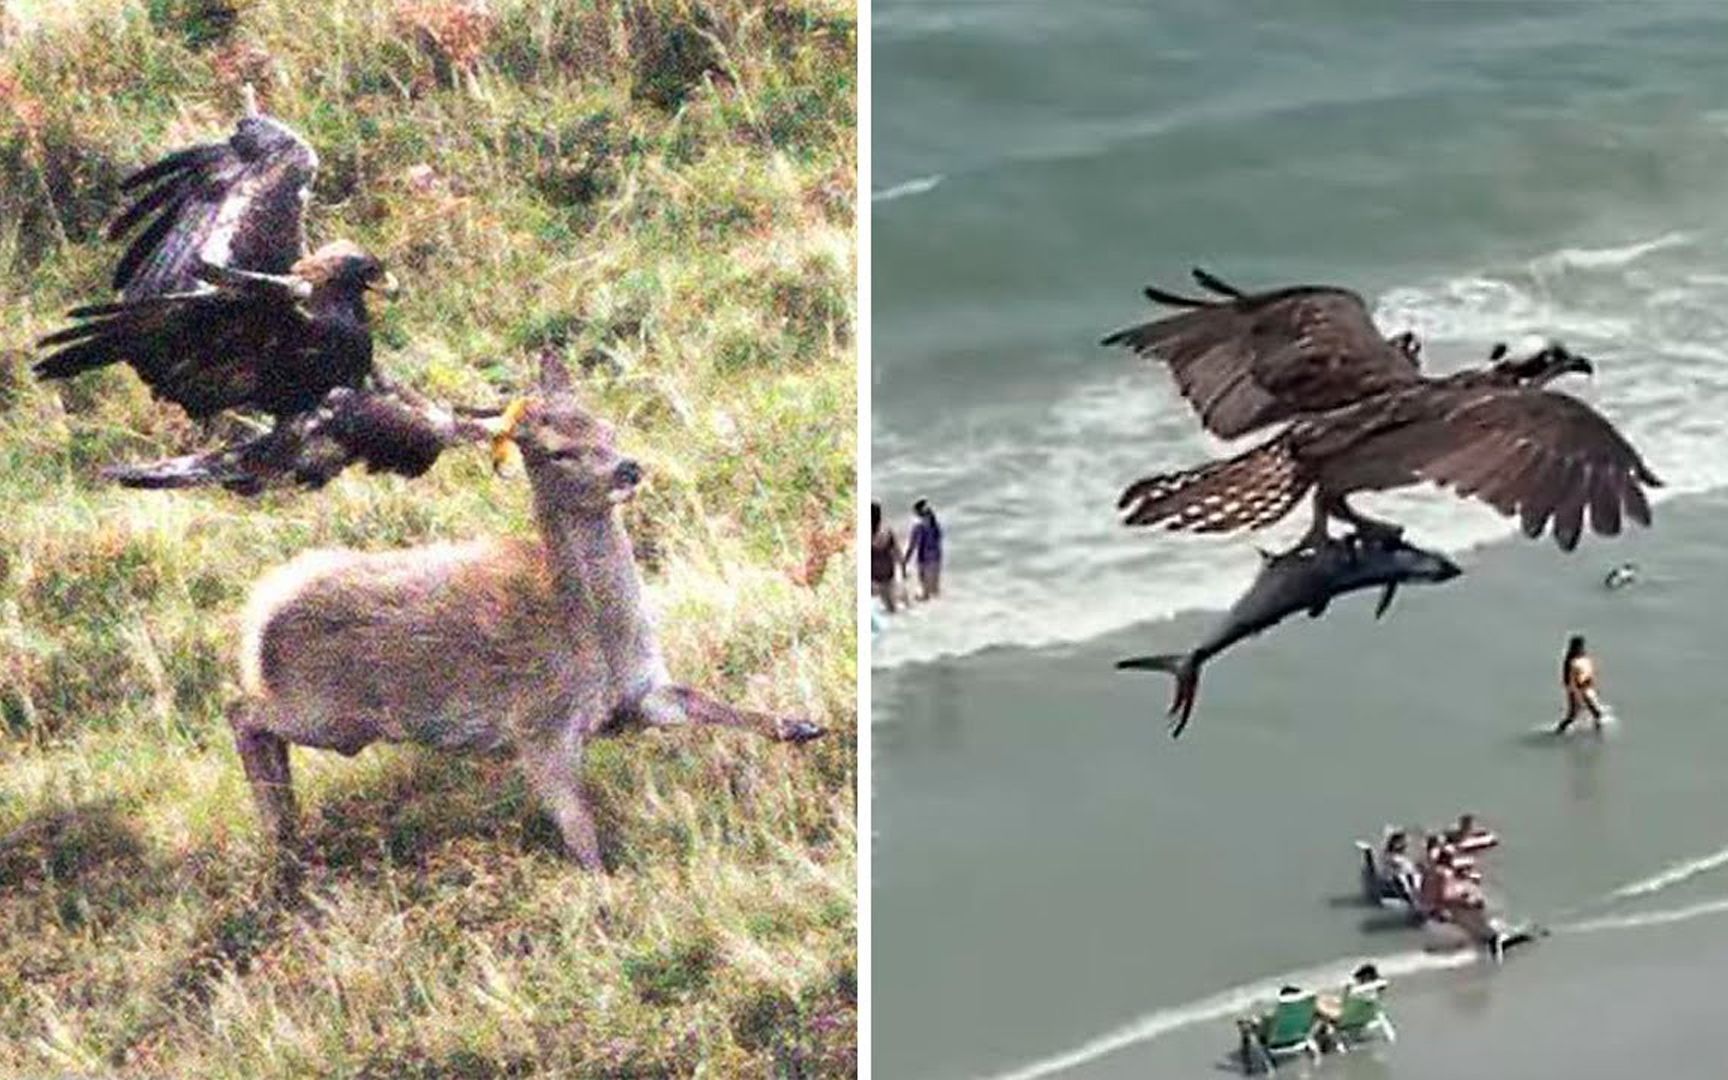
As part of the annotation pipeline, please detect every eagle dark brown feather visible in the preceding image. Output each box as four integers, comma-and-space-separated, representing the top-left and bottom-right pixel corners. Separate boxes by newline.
101, 385, 492, 494
1342, 386, 1661, 550
1102, 278, 1421, 438
110, 114, 318, 300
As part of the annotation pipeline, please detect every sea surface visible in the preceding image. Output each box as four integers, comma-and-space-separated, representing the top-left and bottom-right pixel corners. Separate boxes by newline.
872, 3, 1728, 1078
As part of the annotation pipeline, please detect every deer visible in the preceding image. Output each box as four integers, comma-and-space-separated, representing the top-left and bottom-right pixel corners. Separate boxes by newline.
229, 353, 825, 871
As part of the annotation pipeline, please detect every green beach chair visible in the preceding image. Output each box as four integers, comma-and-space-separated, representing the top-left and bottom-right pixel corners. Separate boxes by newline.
1331, 977, 1396, 1049
1237, 990, 1321, 1073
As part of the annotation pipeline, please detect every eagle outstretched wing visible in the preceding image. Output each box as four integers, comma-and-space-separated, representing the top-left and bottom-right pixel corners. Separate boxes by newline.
1345, 386, 1663, 550
100, 385, 497, 494
109, 112, 317, 300
1101, 271, 1422, 439
34, 264, 369, 420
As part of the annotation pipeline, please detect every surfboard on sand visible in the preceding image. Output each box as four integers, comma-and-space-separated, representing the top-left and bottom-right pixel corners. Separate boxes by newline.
1423, 919, 1547, 959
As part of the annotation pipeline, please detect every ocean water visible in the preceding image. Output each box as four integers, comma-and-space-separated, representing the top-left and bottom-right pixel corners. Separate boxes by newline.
872, 3, 1728, 1078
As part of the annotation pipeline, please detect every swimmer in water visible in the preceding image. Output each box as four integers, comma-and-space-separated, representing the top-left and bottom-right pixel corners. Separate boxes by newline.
1604, 563, 1638, 590
903, 498, 944, 601
871, 500, 904, 614
1555, 633, 1607, 734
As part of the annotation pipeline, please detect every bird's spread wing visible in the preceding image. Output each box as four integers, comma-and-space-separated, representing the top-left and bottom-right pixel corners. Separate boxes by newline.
34, 281, 311, 420
1101, 274, 1422, 438
1360, 387, 1663, 550
110, 114, 317, 299
101, 385, 494, 494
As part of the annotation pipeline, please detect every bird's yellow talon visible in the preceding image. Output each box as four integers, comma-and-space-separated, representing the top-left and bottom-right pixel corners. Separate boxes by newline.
490, 397, 531, 475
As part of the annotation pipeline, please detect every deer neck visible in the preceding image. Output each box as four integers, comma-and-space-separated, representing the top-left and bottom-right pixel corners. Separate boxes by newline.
530, 485, 667, 694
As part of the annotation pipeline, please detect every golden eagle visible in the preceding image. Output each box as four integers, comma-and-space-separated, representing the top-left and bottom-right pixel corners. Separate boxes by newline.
30, 88, 496, 490
101, 384, 506, 495
35, 89, 394, 422
1101, 269, 1662, 551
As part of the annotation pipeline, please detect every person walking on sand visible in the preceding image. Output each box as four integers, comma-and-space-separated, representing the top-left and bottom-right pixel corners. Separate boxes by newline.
872, 501, 903, 613
1556, 633, 1607, 734
903, 498, 944, 601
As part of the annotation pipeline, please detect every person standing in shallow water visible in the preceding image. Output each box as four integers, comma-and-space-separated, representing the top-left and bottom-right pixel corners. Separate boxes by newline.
872, 500, 903, 613
904, 498, 944, 601
1556, 633, 1607, 734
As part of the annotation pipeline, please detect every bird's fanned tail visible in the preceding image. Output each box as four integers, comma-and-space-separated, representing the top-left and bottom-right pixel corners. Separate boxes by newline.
1118, 434, 1310, 532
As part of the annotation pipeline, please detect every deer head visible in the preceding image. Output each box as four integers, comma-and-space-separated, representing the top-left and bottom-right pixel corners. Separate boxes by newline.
499, 352, 641, 512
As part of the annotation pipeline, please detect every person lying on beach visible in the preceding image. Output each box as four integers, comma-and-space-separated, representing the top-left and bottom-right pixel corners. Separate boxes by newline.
1446, 812, 1498, 854
1556, 633, 1607, 734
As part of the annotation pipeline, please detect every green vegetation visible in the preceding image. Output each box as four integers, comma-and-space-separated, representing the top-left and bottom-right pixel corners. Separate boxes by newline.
0, 0, 856, 1074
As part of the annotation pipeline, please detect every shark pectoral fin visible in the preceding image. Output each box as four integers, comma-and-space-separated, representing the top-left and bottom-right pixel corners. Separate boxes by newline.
1307, 597, 1331, 618
1375, 581, 1399, 619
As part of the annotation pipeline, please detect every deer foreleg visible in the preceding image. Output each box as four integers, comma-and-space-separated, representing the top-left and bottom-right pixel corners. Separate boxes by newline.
230, 702, 298, 852
519, 737, 603, 870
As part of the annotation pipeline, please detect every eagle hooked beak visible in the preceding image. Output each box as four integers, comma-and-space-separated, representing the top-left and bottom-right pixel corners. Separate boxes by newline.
488, 397, 531, 475
370, 271, 400, 297
1566, 351, 1595, 378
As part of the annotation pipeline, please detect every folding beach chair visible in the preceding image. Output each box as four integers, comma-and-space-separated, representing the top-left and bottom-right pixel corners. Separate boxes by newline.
1237, 990, 1321, 1074
1331, 977, 1396, 1049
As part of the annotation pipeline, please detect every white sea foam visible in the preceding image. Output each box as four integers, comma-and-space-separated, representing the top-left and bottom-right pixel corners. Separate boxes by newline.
1529, 231, 1693, 273
873, 234, 1728, 674
873, 174, 945, 203
975, 881, 1728, 1080
1560, 895, 1728, 935
974, 946, 1477, 1080
1603, 845, 1728, 901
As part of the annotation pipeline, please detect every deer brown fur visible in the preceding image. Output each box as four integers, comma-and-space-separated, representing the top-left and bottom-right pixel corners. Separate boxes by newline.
229, 354, 823, 871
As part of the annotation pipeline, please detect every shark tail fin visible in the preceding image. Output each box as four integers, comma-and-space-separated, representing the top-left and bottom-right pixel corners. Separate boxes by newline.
1115, 654, 1202, 738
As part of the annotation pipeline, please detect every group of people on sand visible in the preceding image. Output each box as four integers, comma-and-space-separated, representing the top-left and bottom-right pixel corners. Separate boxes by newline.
871, 499, 943, 614
1369, 813, 1513, 948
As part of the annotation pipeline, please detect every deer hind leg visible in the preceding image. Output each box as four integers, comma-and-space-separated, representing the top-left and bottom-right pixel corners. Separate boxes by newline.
229, 700, 299, 853
631, 684, 825, 743
519, 738, 603, 871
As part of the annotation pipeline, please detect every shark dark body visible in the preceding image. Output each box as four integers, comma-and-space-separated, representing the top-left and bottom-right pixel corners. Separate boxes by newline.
1117, 533, 1462, 736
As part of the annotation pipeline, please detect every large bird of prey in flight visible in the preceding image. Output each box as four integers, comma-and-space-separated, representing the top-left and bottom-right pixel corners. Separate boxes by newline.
1101, 269, 1662, 552
31, 87, 493, 491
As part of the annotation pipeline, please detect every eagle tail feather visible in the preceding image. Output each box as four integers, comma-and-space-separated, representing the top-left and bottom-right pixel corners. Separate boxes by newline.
1118, 435, 1308, 533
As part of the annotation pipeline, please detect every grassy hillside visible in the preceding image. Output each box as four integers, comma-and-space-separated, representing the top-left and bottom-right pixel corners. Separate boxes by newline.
0, 0, 856, 1075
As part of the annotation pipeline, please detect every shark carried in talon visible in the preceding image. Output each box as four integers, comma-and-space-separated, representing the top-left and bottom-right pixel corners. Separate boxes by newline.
1116, 532, 1462, 736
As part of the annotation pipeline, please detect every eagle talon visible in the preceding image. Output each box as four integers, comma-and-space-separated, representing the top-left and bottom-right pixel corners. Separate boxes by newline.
490, 397, 531, 475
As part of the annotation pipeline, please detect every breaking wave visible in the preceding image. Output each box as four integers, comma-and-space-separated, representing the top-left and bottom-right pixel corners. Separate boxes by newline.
873, 174, 945, 203
873, 231, 1728, 673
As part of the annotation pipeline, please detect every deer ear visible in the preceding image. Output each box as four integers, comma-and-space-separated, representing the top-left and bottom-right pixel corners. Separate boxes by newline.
537, 348, 574, 396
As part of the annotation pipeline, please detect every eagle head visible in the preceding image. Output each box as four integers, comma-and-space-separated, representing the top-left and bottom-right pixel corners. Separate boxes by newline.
293, 240, 399, 297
